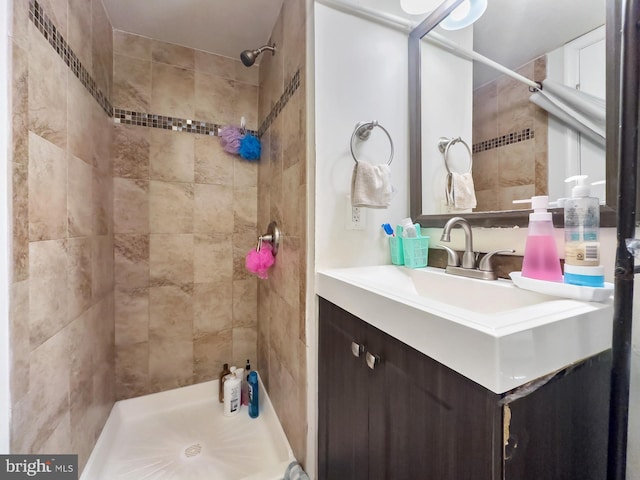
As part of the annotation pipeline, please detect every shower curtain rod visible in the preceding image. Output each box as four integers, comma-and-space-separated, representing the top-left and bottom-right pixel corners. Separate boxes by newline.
426, 31, 541, 90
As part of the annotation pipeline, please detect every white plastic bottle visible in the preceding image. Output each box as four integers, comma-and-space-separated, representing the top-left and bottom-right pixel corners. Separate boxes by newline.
563, 176, 602, 286
223, 373, 241, 417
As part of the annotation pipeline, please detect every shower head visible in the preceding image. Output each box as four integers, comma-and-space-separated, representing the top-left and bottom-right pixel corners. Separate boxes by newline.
240, 44, 276, 67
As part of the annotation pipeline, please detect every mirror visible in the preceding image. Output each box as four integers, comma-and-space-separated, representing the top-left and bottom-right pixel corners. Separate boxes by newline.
409, 0, 618, 227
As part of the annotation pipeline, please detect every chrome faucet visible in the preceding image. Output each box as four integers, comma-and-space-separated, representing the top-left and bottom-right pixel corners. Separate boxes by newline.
439, 216, 515, 281
440, 216, 475, 268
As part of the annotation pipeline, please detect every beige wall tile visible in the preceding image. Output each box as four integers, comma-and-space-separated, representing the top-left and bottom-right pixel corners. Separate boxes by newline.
498, 185, 536, 211
68, 0, 92, 72
498, 140, 535, 188
113, 30, 152, 60
113, 178, 149, 234
195, 50, 236, 79
92, 235, 114, 301
497, 71, 534, 136
235, 61, 260, 86
149, 234, 194, 286
28, 133, 67, 241
281, 90, 305, 171
39, 0, 69, 37
232, 230, 257, 281
235, 83, 259, 131
29, 239, 69, 349
11, 323, 71, 453
232, 327, 257, 370
194, 330, 232, 383
115, 288, 149, 346
281, 165, 302, 237
68, 74, 99, 166
473, 82, 498, 143
193, 233, 233, 284
233, 155, 259, 188
233, 186, 257, 233
194, 135, 233, 185
194, 183, 233, 233
113, 54, 152, 112
68, 153, 94, 237
149, 334, 193, 391
12, 42, 29, 166
12, 0, 29, 49
12, 161, 29, 281
193, 281, 233, 334
67, 236, 92, 320
472, 150, 498, 192
10, 281, 30, 404
92, 170, 112, 236
195, 72, 236, 124
232, 278, 257, 328
149, 129, 195, 182
114, 124, 150, 179
114, 234, 150, 289
151, 63, 195, 119
152, 40, 195, 70
149, 181, 194, 233
116, 342, 149, 400
475, 189, 499, 212
91, 0, 113, 98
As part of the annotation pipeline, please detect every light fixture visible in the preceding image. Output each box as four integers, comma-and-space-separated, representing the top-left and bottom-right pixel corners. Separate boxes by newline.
439, 0, 487, 30
400, 0, 441, 15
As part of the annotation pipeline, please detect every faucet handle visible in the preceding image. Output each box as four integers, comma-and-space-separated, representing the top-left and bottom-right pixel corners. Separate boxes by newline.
478, 249, 516, 272
436, 244, 460, 267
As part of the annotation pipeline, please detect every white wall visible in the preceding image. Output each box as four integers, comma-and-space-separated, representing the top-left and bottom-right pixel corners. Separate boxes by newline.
0, 0, 11, 454
314, 3, 410, 269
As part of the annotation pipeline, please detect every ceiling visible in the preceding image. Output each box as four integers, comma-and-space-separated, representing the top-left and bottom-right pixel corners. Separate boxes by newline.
102, 0, 285, 61
101, 0, 605, 75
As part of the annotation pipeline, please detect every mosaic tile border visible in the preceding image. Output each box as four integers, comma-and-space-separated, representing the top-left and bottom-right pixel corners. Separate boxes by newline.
258, 69, 301, 137
29, 0, 113, 117
472, 128, 534, 154
113, 109, 259, 138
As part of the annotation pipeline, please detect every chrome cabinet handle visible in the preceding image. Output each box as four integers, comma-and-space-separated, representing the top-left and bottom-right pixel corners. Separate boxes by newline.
351, 342, 365, 358
366, 352, 380, 370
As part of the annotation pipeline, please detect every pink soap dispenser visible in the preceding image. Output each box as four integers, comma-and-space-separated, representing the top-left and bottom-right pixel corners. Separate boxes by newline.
519, 195, 563, 282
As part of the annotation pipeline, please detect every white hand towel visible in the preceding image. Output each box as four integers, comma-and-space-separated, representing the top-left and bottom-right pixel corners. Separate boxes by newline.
351, 161, 392, 208
446, 172, 477, 210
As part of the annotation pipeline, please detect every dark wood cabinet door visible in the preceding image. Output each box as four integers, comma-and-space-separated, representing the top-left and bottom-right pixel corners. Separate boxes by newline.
318, 299, 371, 480
503, 350, 611, 480
367, 323, 502, 480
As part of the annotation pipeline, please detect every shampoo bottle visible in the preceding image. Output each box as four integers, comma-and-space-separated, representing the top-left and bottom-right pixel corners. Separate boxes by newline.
248, 371, 259, 418
223, 373, 242, 417
563, 176, 603, 286
218, 363, 231, 403
520, 195, 563, 282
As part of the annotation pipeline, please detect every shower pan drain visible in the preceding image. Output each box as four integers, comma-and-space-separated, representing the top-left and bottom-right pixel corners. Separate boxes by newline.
183, 443, 203, 458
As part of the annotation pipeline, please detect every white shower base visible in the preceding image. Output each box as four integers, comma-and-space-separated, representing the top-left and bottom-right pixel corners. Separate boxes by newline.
81, 376, 295, 480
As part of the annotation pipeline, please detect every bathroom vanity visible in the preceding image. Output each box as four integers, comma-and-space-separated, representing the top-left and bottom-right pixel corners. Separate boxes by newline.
316, 266, 613, 479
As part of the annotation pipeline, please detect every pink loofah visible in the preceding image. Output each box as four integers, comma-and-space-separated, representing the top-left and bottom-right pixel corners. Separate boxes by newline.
245, 242, 275, 279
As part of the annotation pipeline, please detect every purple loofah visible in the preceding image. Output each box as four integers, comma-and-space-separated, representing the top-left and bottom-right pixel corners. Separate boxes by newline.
239, 133, 261, 161
219, 125, 243, 154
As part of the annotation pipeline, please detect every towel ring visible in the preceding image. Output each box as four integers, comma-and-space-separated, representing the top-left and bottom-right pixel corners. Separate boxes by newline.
438, 136, 472, 174
350, 121, 394, 166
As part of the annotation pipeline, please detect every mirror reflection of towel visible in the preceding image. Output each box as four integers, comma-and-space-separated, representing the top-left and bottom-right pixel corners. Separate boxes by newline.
445, 172, 477, 210
351, 161, 392, 208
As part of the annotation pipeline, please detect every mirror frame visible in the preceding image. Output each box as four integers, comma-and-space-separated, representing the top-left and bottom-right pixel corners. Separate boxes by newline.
408, 0, 619, 228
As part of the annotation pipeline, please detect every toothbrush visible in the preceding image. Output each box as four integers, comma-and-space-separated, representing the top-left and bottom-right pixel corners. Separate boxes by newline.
381, 223, 395, 237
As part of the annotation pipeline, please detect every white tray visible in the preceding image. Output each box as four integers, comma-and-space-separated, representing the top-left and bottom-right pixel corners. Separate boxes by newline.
509, 271, 614, 303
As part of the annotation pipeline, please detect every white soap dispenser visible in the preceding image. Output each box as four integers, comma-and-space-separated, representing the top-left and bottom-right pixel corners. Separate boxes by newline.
563, 175, 603, 287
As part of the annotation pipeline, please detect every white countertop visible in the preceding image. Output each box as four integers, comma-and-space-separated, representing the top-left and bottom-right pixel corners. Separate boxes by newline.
316, 265, 613, 393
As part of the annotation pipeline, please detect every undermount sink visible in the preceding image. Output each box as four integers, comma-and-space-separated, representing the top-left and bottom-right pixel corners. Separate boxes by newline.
316, 265, 613, 393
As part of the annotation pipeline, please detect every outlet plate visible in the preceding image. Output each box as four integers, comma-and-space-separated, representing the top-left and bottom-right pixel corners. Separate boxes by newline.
346, 200, 366, 230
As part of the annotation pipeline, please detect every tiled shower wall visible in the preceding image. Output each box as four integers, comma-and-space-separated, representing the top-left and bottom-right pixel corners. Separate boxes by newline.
9, 0, 115, 470
256, 0, 308, 465
112, 32, 260, 399
472, 56, 548, 211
